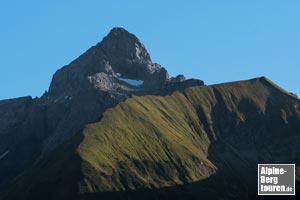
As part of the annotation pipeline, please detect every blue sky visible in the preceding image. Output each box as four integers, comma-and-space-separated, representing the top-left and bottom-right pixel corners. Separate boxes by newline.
0, 1, 299, 99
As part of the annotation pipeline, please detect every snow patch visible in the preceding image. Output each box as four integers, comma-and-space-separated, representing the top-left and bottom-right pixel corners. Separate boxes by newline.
120, 78, 144, 86
115, 72, 143, 86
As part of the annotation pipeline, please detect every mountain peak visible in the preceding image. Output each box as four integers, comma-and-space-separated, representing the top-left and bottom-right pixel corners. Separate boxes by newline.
47, 28, 173, 96
100, 27, 151, 63
257, 76, 299, 99
107, 27, 131, 36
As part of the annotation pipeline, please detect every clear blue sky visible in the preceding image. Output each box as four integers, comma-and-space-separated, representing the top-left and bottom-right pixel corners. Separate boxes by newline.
1, 1, 299, 99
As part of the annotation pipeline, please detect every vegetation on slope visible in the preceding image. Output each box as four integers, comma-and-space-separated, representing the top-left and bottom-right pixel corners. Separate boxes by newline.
78, 91, 216, 192
77, 76, 300, 195
3, 77, 300, 200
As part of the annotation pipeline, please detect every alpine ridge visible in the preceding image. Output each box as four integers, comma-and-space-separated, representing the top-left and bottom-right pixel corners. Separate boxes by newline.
1, 28, 300, 200
0, 27, 204, 198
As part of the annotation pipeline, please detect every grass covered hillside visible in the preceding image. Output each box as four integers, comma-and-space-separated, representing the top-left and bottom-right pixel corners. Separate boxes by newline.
78, 91, 216, 192
4, 77, 300, 200
77, 76, 300, 197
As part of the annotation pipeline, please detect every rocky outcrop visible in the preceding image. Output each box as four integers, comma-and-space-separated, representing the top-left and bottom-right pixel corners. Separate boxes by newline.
0, 97, 47, 191
39, 27, 203, 153
48, 27, 169, 97
0, 27, 204, 193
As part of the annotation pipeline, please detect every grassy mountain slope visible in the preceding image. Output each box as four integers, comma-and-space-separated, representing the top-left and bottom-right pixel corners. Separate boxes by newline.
79, 91, 215, 192
4, 77, 300, 200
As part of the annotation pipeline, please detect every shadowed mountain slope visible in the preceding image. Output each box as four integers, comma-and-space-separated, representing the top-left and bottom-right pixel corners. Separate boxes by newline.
0, 27, 204, 196
4, 77, 300, 200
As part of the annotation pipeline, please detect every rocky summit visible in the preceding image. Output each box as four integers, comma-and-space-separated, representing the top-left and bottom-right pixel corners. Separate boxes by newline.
0, 27, 203, 198
1, 28, 300, 200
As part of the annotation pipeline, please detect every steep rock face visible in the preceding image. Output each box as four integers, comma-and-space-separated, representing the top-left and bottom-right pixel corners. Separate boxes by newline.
0, 97, 48, 191
48, 27, 169, 97
4, 77, 300, 200
98, 27, 168, 86
0, 27, 204, 194
40, 27, 202, 153
0, 97, 34, 153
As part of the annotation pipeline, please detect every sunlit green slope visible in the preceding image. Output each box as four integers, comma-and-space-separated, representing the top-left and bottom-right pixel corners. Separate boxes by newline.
4, 77, 300, 200
77, 76, 300, 194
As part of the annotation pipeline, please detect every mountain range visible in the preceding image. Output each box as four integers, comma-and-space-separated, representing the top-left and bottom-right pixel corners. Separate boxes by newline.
0, 27, 299, 200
